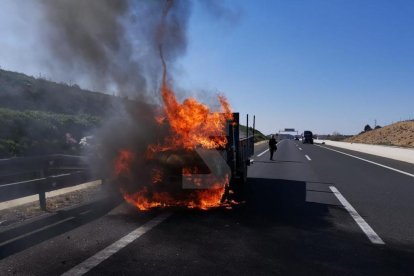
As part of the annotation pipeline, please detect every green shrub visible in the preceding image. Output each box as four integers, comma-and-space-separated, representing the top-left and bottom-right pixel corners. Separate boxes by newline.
0, 108, 102, 158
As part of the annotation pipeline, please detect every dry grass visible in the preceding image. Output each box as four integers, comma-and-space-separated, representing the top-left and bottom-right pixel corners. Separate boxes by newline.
0, 185, 104, 228
345, 121, 414, 148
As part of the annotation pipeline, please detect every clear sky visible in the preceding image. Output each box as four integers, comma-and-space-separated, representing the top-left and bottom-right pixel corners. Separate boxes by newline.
1, 1, 413, 135
177, 0, 414, 135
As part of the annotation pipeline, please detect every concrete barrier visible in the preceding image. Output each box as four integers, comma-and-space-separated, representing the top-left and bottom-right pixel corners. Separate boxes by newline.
315, 139, 414, 164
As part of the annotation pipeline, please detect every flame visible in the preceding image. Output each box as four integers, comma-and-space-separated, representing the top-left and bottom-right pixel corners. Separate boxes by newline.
113, 0, 234, 211
151, 169, 163, 184
113, 82, 233, 211
114, 150, 135, 176
122, 183, 227, 211
152, 83, 233, 152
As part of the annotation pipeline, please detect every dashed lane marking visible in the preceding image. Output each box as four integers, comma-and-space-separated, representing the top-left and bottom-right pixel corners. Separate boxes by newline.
305, 155, 311, 161
257, 149, 269, 157
257, 141, 282, 157
329, 186, 385, 245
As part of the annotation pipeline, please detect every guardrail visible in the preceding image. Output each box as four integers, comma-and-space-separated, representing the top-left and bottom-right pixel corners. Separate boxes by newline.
239, 136, 254, 163
0, 155, 97, 210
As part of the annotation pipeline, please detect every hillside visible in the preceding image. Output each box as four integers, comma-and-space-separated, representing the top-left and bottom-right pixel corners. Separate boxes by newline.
345, 121, 414, 148
0, 69, 266, 157
0, 108, 102, 158
0, 69, 123, 117
239, 125, 267, 142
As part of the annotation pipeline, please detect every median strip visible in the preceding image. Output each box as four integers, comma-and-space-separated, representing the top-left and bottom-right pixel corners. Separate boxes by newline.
329, 186, 385, 245
61, 212, 172, 276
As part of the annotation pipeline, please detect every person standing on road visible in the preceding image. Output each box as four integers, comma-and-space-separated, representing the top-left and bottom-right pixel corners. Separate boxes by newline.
269, 135, 277, 160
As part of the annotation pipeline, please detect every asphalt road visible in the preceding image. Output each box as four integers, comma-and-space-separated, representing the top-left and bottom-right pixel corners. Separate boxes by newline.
1, 140, 414, 275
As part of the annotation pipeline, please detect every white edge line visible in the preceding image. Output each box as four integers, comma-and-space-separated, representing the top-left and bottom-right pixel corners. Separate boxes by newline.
0, 216, 75, 247
257, 141, 282, 157
61, 212, 172, 276
316, 145, 414, 178
305, 155, 311, 161
257, 149, 269, 157
329, 186, 385, 245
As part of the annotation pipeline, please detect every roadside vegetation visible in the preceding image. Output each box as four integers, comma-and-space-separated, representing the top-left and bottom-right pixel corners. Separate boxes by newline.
0, 69, 127, 158
0, 68, 119, 117
1, 69, 267, 157
0, 108, 101, 158
239, 125, 267, 142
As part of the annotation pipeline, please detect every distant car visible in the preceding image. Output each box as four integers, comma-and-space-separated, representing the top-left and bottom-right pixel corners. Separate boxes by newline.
294, 137, 299, 141
302, 131, 314, 144
79, 135, 96, 149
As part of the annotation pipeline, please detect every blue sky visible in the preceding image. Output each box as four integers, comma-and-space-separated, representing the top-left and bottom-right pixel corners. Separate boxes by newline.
1, 1, 413, 135
177, 0, 414, 135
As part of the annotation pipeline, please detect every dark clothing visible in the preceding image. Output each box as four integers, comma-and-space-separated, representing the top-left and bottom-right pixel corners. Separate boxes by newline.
269, 138, 277, 160
269, 138, 277, 149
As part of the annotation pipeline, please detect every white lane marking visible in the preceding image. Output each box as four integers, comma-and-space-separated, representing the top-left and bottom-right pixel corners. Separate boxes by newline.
61, 212, 172, 276
316, 145, 414, 178
329, 186, 385, 245
0, 217, 75, 247
298, 148, 303, 151
257, 149, 269, 157
305, 155, 311, 161
257, 141, 283, 157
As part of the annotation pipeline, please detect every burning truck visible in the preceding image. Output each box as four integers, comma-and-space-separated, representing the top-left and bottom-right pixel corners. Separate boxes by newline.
109, 0, 254, 211
49, 0, 256, 211
111, 80, 255, 211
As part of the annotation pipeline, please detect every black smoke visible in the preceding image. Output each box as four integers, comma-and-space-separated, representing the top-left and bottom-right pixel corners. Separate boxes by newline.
39, 0, 190, 100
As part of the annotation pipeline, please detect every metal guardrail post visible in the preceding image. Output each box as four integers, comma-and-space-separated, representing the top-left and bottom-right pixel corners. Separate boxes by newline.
39, 190, 47, 211
38, 169, 47, 211
0, 155, 95, 205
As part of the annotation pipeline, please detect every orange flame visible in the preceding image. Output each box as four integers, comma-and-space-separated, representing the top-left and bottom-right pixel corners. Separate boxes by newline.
153, 83, 233, 152
114, 0, 233, 211
114, 150, 135, 176
122, 182, 227, 211
151, 168, 164, 184
113, 82, 233, 211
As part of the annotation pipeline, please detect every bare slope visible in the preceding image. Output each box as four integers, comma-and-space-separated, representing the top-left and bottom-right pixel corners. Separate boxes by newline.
345, 121, 414, 148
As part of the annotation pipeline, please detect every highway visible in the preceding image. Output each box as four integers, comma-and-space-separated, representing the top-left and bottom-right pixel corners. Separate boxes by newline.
1, 139, 414, 275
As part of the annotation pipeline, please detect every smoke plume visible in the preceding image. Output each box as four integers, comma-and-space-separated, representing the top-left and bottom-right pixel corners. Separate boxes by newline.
0, 0, 190, 99
39, 0, 190, 99
0, 0, 237, 209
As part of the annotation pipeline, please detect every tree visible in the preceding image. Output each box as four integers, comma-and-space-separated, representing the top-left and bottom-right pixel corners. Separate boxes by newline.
364, 124, 372, 132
